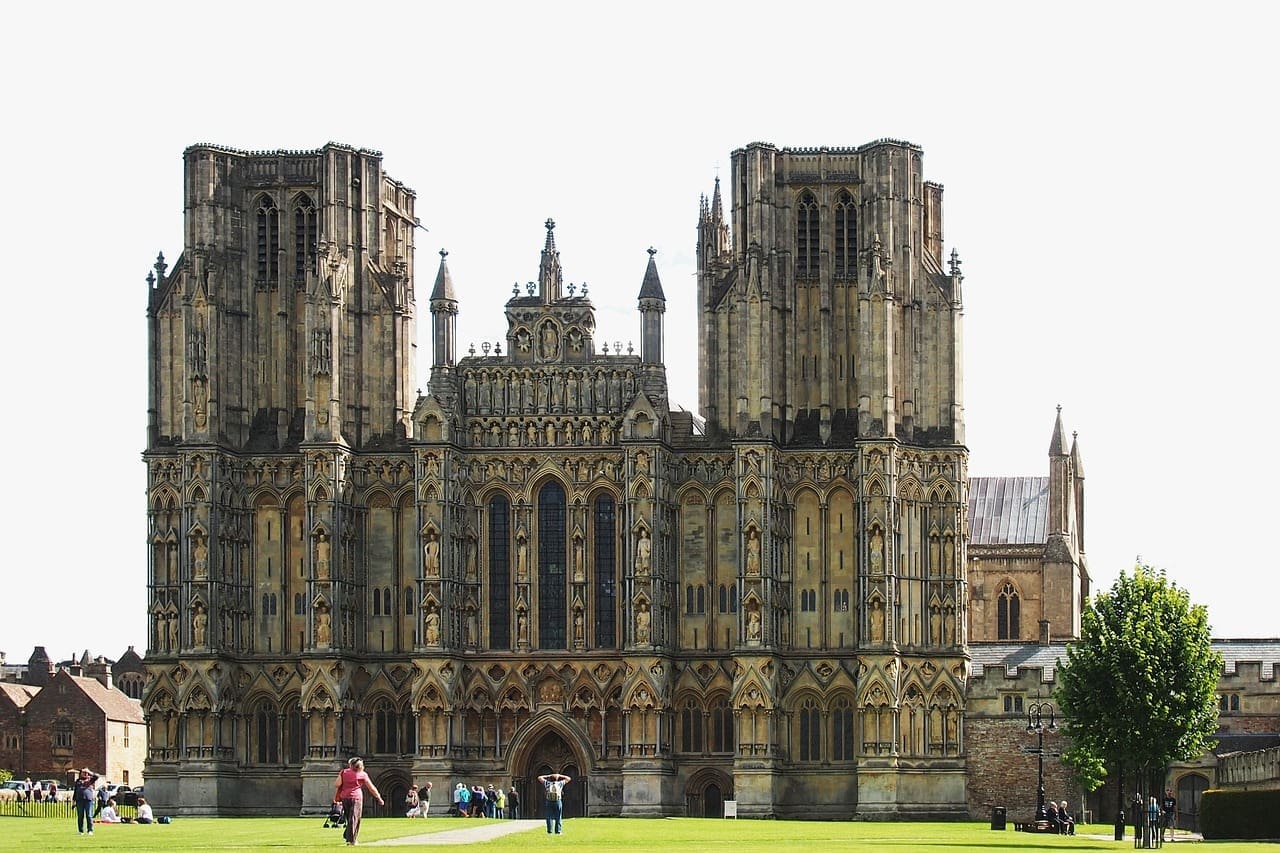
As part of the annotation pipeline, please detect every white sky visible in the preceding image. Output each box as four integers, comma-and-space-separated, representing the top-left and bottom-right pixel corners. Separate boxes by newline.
2, 2, 1276, 664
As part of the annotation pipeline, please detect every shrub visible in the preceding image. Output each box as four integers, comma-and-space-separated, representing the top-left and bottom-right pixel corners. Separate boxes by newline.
1199, 789, 1280, 839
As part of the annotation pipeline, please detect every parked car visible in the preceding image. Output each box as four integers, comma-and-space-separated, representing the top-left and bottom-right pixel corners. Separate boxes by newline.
0, 779, 32, 800
114, 786, 141, 807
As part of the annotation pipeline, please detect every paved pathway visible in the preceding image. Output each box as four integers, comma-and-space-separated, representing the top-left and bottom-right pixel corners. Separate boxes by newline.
368, 819, 544, 846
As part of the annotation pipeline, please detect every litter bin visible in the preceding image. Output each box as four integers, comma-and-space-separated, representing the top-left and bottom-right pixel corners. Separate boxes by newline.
991, 806, 1007, 830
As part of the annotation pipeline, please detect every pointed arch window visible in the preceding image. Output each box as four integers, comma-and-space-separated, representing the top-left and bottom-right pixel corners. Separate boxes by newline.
798, 697, 821, 761
593, 494, 617, 649
254, 700, 279, 764
537, 481, 567, 649
373, 698, 399, 754
997, 581, 1020, 640
710, 697, 734, 753
294, 193, 318, 278
679, 698, 704, 753
796, 191, 819, 279
488, 495, 511, 649
256, 194, 280, 284
834, 190, 857, 279
832, 696, 855, 761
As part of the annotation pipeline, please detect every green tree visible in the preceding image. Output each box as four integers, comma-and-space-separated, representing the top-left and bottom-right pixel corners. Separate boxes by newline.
1056, 562, 1220, 828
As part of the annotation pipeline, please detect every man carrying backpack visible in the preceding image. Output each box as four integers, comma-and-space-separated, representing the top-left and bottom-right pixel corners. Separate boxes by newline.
538, 772, 571, 835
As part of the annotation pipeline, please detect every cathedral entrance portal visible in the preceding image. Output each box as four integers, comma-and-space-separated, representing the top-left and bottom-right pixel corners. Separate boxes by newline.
521, 730, 586, 818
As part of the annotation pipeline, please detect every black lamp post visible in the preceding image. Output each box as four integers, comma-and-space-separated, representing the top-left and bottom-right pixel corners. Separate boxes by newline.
1026, 701, 1056, 820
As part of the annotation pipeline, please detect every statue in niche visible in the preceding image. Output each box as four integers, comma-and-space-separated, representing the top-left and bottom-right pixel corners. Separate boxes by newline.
944, 606, 956, 645
167, 614, 179, 651
423, 532, 440, 577
425, 454, 440, 477
634, 529, 651, 577
567, 374, 579, 410
424, 606, 440, 645
516, 539, 529, 581
540, 323, 559, 360
465, 609, 478, 646
316, 607, 332, 646
526, 422, 538, 447
869, 598, 885, 643
517, 610, 529, 644
192, 604, 207, 647
580, 422, 592, 444
600, 420, 614, 444
943, 538, 955, 576
490, 423, 502, 446
870, 529, 884, 574
745, 529, 761, 576
746, 607, 762, 642
545, 421, 557, 446
634, 601, 651, 644
167, 544, 178, 584
573, 540, 585, 582
636, 451, 650, 474
192, 537, 208, 580
551, 374, 564, 409
316, 531, 331, 579
930, 606, 942, 644
574, 611, 585, 646
465, 541, 477, 581
508, 423, 520, 447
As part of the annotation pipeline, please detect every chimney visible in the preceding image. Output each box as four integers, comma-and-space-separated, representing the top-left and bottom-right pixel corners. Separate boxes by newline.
86, 655, 113, 690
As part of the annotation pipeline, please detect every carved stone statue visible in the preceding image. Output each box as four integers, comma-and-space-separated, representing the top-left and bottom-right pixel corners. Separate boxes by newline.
635, 601, 651, 644
870, 529, 884, 574
193, 537, 208, 580
316, 607, 332, 647
516, 539, 529, 581
634, 529, 651, 577
465, 608, 478, 646
465, 541, 477, 581
574, 611, 585, 646
747, 607, 762, 641
573, 539, 585, 582
192, 604, 207, 646
517, 610, 529, 644
424, 606, 440, 645
423, 532, 440, 577
315, 531, 331, 579
745, 529, 761, 576
870, 598, 885, 643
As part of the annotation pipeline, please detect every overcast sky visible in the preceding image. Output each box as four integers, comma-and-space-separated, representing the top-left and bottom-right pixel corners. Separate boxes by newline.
1, 2, 1275, 663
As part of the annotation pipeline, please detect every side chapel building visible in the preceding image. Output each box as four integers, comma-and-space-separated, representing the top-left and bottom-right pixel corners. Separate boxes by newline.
141, 139, 1091, 817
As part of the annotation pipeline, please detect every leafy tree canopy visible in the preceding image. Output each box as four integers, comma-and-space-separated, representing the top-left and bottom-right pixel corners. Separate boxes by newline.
1056, 562, 1220, 791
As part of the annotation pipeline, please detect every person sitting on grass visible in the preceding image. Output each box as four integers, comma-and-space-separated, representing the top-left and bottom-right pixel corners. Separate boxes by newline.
136, 797, 154, 824
99, 798, 122, 823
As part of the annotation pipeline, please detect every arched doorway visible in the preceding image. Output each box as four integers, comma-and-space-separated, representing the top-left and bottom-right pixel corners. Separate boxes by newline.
1176, 773, 1209, 832
523, 729, 586, 818
685, 769, 733, 817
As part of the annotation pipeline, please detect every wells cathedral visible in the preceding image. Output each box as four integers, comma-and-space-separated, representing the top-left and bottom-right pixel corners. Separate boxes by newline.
142, 139, 1097, 818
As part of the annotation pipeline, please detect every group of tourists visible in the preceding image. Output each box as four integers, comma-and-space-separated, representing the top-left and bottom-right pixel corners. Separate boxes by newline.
1134, 790, 1179, 843
449, 781, 519, 818
332, 757, 576, 846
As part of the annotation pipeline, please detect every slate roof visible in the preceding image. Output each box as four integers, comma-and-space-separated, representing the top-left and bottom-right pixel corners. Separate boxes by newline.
69, 675, 145, 724
0, 681, 38, 707
968, 477, 1048, 545
970, 639, 1280, 683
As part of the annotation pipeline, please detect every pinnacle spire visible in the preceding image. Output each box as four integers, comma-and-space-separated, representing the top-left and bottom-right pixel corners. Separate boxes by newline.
1049, 405, 1069, 456
639, 247, 665, 301
538, 218, 563, 302
429, 249, 455, 302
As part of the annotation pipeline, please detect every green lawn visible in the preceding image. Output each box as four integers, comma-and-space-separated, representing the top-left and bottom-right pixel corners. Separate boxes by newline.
0, 817, 1265, 851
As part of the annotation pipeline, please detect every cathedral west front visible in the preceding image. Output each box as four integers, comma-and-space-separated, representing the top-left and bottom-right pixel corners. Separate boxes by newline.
141, 139, 1075, 819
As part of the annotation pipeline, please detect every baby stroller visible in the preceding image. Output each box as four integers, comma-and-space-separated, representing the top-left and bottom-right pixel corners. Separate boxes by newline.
323, 801, 346, 829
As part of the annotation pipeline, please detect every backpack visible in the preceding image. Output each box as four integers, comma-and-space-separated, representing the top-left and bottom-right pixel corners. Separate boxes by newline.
546, 783, 561, 802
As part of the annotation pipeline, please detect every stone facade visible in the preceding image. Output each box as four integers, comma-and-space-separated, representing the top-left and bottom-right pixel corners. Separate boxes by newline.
141, 140, 975, 817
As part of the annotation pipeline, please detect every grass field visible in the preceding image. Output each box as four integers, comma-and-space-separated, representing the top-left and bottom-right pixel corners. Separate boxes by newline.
0, 817, 1267, 852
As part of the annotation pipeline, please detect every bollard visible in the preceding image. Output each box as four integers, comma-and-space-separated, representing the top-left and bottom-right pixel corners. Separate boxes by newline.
1115, 808, 1125, 842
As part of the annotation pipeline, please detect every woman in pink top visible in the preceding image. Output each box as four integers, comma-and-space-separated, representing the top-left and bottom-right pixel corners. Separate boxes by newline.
333, 757, 384, 846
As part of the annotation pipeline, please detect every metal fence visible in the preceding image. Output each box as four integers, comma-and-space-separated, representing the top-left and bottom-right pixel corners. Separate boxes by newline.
0, 800, 139, 820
